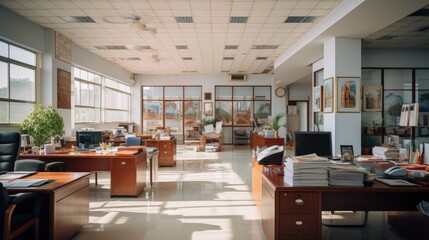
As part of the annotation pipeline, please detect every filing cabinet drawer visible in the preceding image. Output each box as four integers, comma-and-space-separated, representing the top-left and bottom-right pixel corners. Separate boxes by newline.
279, 192, 318, 214
112, 158, 135, 170
279, 214, 318, 235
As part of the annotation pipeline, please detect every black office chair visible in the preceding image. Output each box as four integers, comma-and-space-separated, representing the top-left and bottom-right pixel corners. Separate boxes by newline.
234, 129, 249, 145
125, 137, 142, 146
0, 131, 21, 171
14, 160, 67, 172
0, 182, 41, 240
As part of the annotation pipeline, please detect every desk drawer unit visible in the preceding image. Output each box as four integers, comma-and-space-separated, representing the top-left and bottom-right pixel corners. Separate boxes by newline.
277, 191, 320, 239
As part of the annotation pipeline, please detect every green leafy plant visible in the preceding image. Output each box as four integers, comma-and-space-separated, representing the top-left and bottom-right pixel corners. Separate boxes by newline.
20, 104, 65, 147
201, 117, 216, 126
270, 113, 285, 131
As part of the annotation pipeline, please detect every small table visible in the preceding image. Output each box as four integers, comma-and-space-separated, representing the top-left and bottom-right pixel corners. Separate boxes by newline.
200, 134, 222, 151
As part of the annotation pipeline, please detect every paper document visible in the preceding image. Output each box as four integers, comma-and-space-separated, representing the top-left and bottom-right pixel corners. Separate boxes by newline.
5, 179, 49, 188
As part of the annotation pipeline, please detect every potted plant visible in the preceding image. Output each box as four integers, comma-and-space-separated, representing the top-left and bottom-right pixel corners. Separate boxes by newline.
201, 117, 216, 127
20, 104, 65, 151
270, 113, 285, 138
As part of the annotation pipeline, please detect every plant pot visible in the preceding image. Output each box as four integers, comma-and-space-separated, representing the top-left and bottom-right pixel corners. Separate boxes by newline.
274, 131, 279, 138
31, 146, 40, 154
44, 144, 56, 154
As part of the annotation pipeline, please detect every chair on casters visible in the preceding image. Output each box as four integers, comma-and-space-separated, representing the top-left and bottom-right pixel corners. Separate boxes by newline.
0, 182, 41, 240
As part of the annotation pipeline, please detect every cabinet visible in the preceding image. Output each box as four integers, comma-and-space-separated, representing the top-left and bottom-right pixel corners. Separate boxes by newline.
146, 139, 176, 167
110, 152, 146, 196
250, 133, 284, 150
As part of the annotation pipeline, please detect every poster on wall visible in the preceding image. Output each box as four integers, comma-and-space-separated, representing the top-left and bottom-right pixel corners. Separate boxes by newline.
57, 68, 71, 109
55, 31, 72, 64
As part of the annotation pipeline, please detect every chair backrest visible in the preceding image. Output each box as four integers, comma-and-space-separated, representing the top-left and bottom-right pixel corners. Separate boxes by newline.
14, 159, 46, 172
0, 132, 21, 171
126, 137, 142, 146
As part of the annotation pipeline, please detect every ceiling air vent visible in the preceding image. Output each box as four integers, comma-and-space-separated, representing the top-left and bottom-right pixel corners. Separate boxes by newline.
133, 46, 152, 50
61, 16, 95, 23
225, 45, 238, 50
176, 45, 188, 49
230, 17, 248, 23
251, 45, 279, 50
229, 74, 247, 81
182, 70, 198, 73
182, 57, 193, 60
375, 35, 399, 40
256, 57, 268, 60
223, 57, 234, 60
94, 45, 127, 50
175, 16, 193, 23
118, 57, 141, 61
285, 16, 317, 23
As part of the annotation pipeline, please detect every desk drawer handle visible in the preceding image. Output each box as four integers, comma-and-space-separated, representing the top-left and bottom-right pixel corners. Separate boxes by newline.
295, 221, 303, 226
295, 199, 304, 205
121, 162, 126, 165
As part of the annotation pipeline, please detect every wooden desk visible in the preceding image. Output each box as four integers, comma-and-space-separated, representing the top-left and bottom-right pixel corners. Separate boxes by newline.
146, 139, 176, 167
261, 171, 429, 240
250, 133, 284, 150
19, 151, 146, 197
200, 134, 222, 151
6, 172, 90, 240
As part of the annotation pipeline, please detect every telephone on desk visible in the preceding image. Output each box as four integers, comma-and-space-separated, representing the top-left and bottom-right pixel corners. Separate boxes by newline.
384, 166, 407, 177
257, 145, 284, 165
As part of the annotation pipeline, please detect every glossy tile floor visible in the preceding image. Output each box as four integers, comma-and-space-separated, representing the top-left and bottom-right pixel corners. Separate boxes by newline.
71, 145, 409, 240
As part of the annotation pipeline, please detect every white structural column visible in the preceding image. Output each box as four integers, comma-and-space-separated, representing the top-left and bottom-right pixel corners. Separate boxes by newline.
323, 37, 361, 155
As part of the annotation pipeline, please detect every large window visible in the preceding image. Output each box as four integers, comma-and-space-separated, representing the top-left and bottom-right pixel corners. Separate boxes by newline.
73, 67, 131, 123
215, 85, 272, 143
0, 40, 36, 124
142, 86, 202, 142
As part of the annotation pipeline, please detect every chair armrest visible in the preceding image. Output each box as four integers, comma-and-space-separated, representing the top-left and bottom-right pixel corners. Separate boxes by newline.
46, 161, 67, 172
10, 192, 41, 216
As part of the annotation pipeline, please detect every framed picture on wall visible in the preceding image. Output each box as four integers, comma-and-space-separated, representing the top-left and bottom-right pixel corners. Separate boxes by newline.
204, 92, 212, 100
336, 77, 361, 113
204, 102, 213, 116
313, 86, 323, 112
323, 78, 333, 113
363, 85, 382, 111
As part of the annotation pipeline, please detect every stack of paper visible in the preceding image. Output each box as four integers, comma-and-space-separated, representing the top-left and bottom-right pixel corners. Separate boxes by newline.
372, 146, 399, 159
328, 166, 365, 186
283, 154, 329, 186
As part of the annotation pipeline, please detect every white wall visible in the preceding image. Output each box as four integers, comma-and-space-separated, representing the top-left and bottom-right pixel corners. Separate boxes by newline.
134, 74, 287, 138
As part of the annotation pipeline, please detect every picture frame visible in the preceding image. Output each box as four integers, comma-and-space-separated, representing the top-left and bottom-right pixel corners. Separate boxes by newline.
336, 77, 361, 113
363, 85, 382, 111
313, 86, 323, 112
204, 92, 212, 100
340, 145, 354, 155
204, 102, 213, 116
323, 78, 334, 113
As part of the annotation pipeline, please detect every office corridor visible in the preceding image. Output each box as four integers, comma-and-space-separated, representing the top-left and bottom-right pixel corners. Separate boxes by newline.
72, 146, 408, 240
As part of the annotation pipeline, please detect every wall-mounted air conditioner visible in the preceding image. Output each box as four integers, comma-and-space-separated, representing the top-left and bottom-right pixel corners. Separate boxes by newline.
229, 74, 247, 81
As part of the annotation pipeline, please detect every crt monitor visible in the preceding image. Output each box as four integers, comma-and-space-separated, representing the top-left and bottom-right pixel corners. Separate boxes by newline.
76, 130, 102, 149
293, 131, 332, 157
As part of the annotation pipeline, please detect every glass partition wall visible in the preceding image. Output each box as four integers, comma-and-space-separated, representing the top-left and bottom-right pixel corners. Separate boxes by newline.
360, 68, 429, 154
142, 86, 202, 142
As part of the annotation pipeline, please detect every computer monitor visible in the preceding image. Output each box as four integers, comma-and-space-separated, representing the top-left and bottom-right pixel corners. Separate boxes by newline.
293, 131, 332, 157
76, 130, 102, 150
